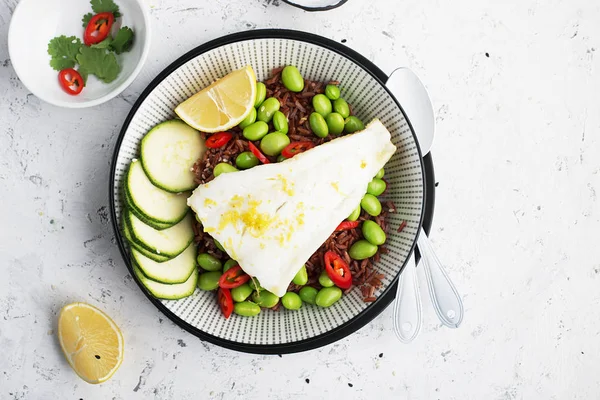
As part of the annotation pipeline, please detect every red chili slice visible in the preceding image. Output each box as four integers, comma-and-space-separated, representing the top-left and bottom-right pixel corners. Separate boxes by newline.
217, 288, 234, 319
218, 265, 251, 289
281, 141, 315, 158
205, 132, 233, 149
84, 12, 115, 45
324, 251, 352, 289
335, 220, 359, 231
248, 141, 270, 164
58, 68, 84, 95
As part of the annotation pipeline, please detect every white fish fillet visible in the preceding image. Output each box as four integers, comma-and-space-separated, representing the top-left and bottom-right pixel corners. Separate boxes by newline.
188, 119, 396, 297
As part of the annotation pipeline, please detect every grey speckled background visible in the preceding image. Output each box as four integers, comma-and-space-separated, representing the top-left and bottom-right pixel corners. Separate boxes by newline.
1, 0, 600, 398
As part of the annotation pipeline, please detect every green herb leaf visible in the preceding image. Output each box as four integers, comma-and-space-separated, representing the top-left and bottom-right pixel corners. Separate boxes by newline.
82, 12, 94, 27
78, 67, 89, 85
47, 36, 82, 71
76, 46, 120, 83
90, 38, 113, 49
110, 27, 134, 54
90, 0, 121, 17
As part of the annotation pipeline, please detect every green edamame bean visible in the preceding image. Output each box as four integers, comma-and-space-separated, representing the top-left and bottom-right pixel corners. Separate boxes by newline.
243, 121, 269, 141
272, 111, 289, 134
277, 154, 287, 162
315, 287, 342, 308
234, 301, 261, 317
344, 116, 365, 133
236, 151, 259, 169
257, 97, 280, 123
309, 112, 329, 138
362, 220, 386, 246
318, 270, 335, 288
299, 286, 318, 305
312, 94, 332, 117
196, 253, 222, 271
231, 283, 253, 303
281, 66, 304, 92
252, 290, 279, 308
254, 82, 267, 108
333, 98, 350, 118
367, 178, 386, 196
213, 162, 238, 177
197, 271, 221, 291
347, 204, 361, 221
375, 168, 385, 179
325, 112, 345, 135
213, 238, 225, 252
238, 107, 257, 129
325, 84, 341, 100
249, 277, 263, 291
292, 265, 308, 285
349, 240, 378, 260
223, 259, 238, 273
281, 292, 303, 310
260, 132, 290, 156
361, 194, 382, 216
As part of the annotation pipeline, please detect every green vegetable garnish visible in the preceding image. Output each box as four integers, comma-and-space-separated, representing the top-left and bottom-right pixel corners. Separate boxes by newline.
81, 13, 94, 28
90, 38, 113, 50
110, 27, 134, 54
76, 46, 121, 83
47, 0, 134, 89
47, 36, 82, 71
90, 0, 121, 17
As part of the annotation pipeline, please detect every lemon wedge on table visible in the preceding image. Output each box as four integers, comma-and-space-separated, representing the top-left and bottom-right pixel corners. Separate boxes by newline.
175, 65, 257, 133
57, 303, 124, 384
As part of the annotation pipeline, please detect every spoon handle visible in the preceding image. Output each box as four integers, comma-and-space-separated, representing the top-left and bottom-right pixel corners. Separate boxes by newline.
393, 255, 422, 343
417, 228, 464, 328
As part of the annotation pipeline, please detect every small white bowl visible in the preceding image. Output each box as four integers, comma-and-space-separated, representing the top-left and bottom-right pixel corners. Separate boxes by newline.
8, 0, 151, 108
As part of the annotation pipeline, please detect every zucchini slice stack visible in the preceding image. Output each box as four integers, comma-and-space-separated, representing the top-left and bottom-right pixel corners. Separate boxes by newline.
121, 120, 206, 300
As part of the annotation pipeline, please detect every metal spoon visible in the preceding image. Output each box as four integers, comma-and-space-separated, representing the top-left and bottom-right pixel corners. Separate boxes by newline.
387, 68, 464, 340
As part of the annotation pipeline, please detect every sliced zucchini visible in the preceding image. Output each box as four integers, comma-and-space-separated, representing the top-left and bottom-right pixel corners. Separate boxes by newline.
131, 242, 196, 284
140, 120, 206, 193
126, 210, 194, 259
132, 260, 198, 300
127, 160, 190, 225
124, 184, 175, 230
122, 217, 170, 262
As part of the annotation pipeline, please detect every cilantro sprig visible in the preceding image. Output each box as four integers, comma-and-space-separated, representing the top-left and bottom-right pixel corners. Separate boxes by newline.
91, 0, 121, 17
77, 47, 121, 83
111, 27, 134, 54
48, 36, 82, 71
47, 0, 134, 89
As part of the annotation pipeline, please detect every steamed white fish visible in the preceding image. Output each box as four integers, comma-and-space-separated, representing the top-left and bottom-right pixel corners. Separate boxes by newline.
188, 119, 396, 297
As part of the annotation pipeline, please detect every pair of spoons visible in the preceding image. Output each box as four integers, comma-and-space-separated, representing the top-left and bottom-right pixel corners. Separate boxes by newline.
386, 68, 464, 342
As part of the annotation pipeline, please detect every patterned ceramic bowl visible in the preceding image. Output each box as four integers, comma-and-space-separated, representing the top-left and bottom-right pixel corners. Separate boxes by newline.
110, 29, 435, 354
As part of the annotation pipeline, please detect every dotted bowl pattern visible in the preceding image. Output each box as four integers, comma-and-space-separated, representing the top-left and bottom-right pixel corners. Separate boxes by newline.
113, 38, 424, 345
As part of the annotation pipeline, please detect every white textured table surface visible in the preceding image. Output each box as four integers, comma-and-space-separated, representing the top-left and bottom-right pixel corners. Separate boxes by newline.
2, 0, 600, 398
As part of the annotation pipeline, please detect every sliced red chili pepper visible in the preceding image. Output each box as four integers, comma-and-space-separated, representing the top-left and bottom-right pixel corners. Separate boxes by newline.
281, 141, 315, 158
84, 12, 115, 45
248, 141, 270, 164
324, 251, 352, 289
219, 265, 251, 289
205, 132, 233, 149
58, 68, 84, 95
335, 220, 359, 231
217, 288, 234, 319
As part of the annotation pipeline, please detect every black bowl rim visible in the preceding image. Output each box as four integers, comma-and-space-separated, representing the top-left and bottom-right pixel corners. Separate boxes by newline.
281, 0, 349, 12
109, 28, 434, 354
